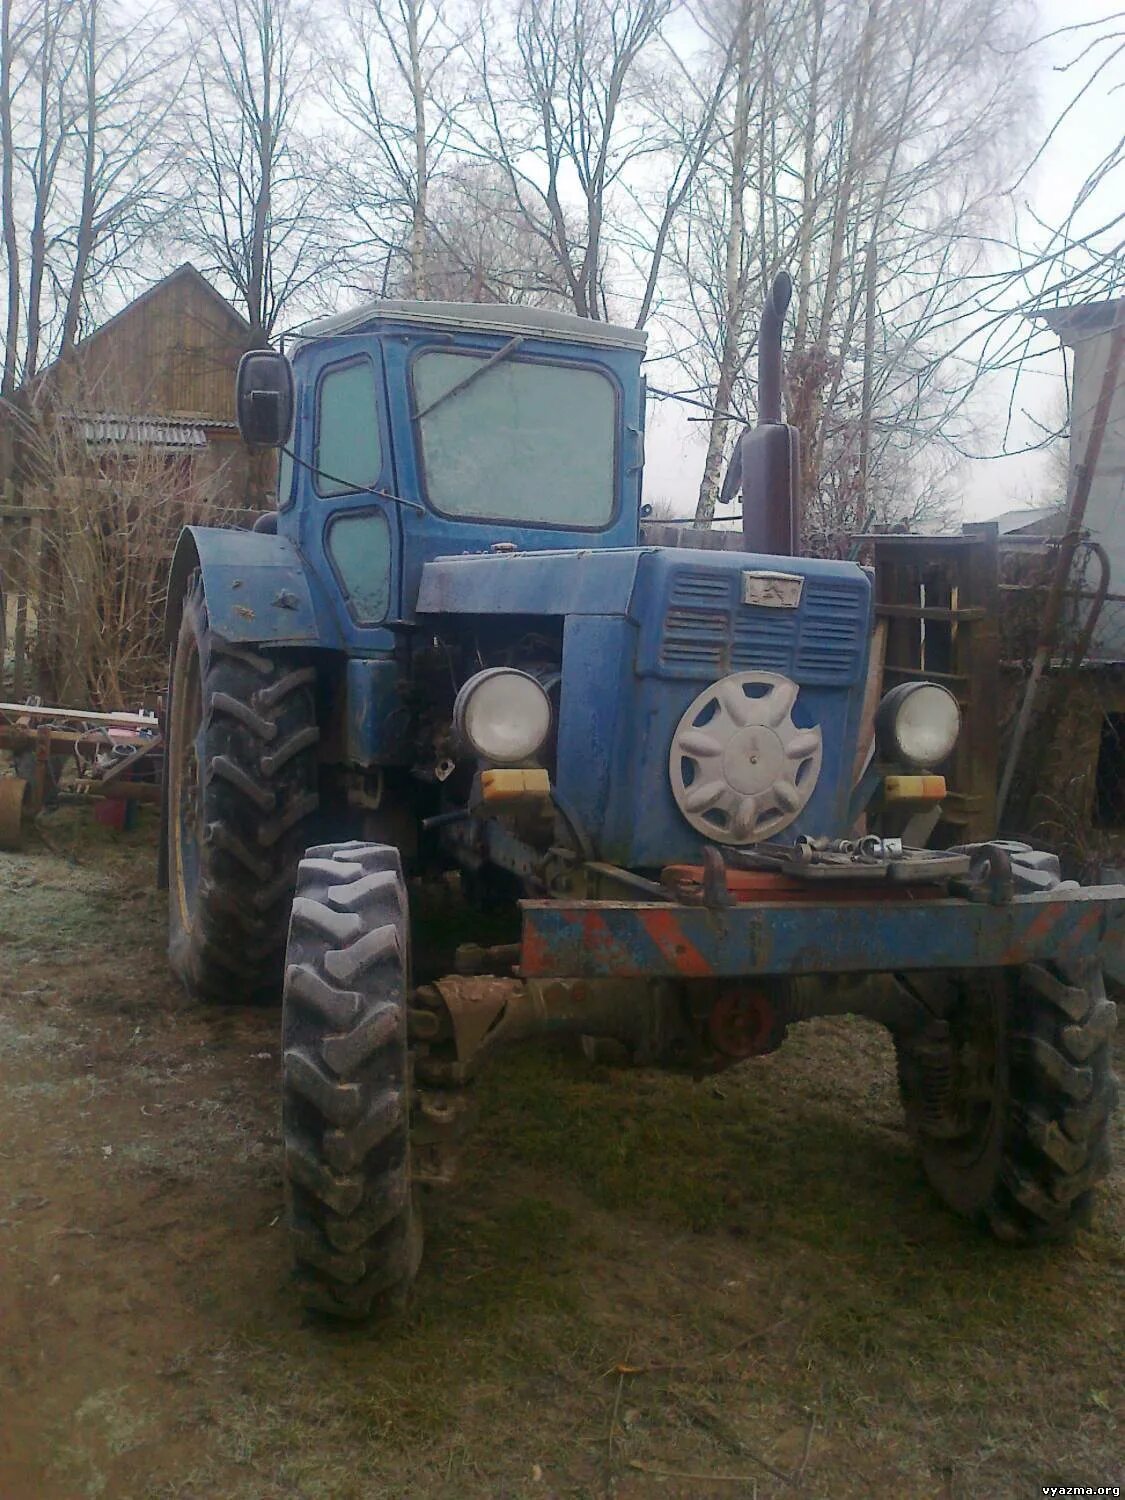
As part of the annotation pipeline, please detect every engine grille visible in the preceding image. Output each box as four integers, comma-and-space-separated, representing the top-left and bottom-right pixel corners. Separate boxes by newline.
658, 566, 867, 683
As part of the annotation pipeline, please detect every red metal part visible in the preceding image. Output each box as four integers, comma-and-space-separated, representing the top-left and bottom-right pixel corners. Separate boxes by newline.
707, 988, 782, 1059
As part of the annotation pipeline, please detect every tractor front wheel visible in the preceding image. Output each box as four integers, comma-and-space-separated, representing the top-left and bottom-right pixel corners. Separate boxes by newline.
281, 841, 421, 1319
895, 961, 1117, 1242
167, 572, 320, 1003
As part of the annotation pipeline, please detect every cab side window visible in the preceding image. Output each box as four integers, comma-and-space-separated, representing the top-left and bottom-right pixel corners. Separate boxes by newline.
316, 358, 382, 496
327, 511, 392, 624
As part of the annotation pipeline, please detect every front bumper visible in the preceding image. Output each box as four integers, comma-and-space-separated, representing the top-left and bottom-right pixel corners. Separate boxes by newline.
519, 885, 1125, 979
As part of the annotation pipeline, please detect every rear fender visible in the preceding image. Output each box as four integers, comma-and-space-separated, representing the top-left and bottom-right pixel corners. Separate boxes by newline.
164, 525, 334, 649
160, 526, 338, 893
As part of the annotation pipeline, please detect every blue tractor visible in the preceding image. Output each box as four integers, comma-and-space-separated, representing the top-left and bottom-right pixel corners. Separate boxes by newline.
163, 276, 1122, 1319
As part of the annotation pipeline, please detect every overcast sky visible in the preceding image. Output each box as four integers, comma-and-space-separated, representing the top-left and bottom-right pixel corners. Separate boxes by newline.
643, 0, 1124, 525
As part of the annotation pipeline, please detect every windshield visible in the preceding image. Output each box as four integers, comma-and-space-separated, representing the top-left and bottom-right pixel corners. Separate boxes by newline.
412, 349, 617, 528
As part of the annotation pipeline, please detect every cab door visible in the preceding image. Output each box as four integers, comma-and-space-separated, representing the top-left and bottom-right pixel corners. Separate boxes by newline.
297, 340, 401, 651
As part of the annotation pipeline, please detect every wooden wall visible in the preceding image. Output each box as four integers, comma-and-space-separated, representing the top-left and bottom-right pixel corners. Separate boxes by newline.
51, 268, 250, 421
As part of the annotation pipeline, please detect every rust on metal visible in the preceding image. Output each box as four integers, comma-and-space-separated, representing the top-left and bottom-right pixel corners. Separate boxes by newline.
0, 700, 162, 815
412, 1088, 478, 1187
433, 975, 523, 1062
520, 885, 1125, 978
453, 941, 521, 975
0, 776, 29, 850
707, 987, 783, 1060
700, 846, 733, 909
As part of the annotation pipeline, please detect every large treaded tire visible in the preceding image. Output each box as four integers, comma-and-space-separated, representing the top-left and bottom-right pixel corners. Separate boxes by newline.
896, 961, 1118, 1243
167, 572, 320, 1003
281, 841, 421, 1319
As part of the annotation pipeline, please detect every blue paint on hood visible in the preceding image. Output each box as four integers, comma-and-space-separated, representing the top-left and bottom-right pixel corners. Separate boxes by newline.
418, 542, 874, 868
417, 548, 647, 617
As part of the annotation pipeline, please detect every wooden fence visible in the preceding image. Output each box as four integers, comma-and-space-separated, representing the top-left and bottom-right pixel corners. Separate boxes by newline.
0, 480, 46, 701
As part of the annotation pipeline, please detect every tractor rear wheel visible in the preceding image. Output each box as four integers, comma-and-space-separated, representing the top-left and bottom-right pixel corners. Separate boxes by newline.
281, 841, 421, 1319
167, 572, 320, 1003
895, 961, 1117, 1242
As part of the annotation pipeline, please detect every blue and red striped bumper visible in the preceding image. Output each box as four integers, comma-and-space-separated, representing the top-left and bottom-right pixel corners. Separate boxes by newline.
519, 885, 1125, 979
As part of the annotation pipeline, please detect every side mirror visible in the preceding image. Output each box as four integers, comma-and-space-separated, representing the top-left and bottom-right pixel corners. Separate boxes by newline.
236, 349, 294, 447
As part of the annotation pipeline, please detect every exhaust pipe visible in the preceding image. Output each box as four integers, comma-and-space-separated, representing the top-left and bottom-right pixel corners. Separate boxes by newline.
719, 270, 803, 557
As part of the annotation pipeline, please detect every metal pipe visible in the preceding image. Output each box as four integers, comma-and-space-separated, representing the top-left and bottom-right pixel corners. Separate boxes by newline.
757, 271, 792, 425
1067, 540, 1111, 671
61, 782, 161, 804
0, 701, 157, 729
422, 807, 470, 831
418, 975, 680, 1084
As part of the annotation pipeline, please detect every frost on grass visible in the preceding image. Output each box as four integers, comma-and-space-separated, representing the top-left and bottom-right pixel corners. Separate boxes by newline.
51, 1385, 159, 1497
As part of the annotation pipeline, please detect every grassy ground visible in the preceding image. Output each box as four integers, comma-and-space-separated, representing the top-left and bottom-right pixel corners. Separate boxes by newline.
0, 809, 1121, 1499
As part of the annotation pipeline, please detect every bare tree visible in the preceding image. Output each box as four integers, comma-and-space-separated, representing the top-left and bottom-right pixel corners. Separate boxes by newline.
941, 13, 1125, 471
1, 0, 28, 401
469, 0, 731, 324
19, 388, 245, 705
176, 0, 333, 341
1, 0, 177, 394
677, 0, 770, 526
422, 163, 574, 304
675, 0, 1032, 535
21, 0, 81, 380
57, 0, 181, 356
329, 0, 466, 300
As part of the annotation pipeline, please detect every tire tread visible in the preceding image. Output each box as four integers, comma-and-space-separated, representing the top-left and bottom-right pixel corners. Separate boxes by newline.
281, 841, 419, 1319
168, 573, 320, 1002
897, 959, 1117, 1244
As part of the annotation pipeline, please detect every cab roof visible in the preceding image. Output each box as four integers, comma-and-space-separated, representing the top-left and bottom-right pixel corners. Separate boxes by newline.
301, 298, 648, 352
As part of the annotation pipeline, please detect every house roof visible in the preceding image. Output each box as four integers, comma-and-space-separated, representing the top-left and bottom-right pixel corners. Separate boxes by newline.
1035, 297, 1125, 346
26, 264, 250, 395
74, 263, 252, 348
992, 506, 1065, 536
303, 297, 648, 351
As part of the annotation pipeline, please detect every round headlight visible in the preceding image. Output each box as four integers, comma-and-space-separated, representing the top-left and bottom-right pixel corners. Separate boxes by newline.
453, 668, 552, 765
876, 681, 961, 769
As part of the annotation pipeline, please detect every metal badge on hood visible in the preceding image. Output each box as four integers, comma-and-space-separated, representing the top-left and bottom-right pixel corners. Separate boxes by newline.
741, 570, 804, 608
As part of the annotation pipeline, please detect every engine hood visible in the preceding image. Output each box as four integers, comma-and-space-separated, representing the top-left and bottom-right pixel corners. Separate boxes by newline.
416, 547, 646, 617
416, 545, 869, 628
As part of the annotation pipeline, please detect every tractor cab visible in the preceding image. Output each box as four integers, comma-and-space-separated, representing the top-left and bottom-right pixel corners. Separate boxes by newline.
222, 296, 883, 872
243, 301, 647, 644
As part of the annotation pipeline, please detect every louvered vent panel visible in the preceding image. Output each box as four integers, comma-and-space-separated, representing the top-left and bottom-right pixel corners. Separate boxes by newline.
661, 607, 729, 671
659, 570, 733, 672
731, 610, 799, 673
670, 571, 732, 605
795, 583, 866, 681
658, 566, 866, 681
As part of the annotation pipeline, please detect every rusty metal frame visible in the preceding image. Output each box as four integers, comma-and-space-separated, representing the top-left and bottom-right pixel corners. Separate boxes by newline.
0, 702, 162, 817
518, 884, 1125, 979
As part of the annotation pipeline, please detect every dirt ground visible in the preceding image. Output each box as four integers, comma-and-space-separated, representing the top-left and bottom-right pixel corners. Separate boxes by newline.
0, 810, 1121, 1500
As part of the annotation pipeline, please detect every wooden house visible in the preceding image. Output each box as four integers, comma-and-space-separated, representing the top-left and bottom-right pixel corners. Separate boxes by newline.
41, 263, 268, 512
1, 266, 268, 704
